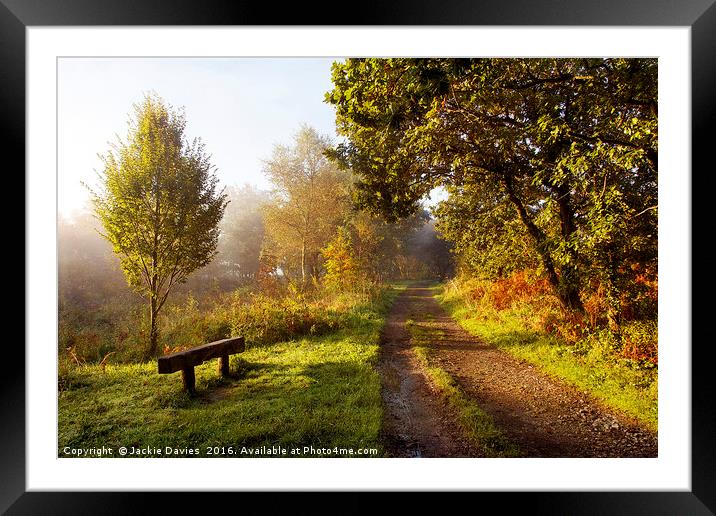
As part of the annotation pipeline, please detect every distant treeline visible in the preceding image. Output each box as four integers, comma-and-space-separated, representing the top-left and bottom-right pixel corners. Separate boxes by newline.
59, 127, 453, 313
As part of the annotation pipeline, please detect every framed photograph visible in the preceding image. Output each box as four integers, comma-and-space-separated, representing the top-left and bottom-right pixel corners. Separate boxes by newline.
8, 0, 712, 513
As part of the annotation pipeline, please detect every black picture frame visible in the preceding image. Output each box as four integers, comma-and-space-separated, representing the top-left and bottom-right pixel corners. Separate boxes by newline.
6, 0, 713, 513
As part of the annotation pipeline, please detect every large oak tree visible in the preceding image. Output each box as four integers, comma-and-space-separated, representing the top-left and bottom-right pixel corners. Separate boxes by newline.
327, 58, 657, 323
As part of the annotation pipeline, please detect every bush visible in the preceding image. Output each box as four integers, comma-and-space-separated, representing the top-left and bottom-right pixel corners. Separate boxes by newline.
444, 271, 658, 366
618, 321, 658, 366
537, 310, 587, 345
487, 270, 552, 310
160, 294, 232, 353
444, 271, 554, 313
228, 294, 341, 347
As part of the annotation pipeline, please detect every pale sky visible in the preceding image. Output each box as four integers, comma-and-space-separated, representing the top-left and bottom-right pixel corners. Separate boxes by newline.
58, 57, 341, 218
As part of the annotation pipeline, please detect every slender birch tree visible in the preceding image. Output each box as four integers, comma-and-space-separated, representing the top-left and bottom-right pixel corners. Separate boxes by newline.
91, 94, 228, 358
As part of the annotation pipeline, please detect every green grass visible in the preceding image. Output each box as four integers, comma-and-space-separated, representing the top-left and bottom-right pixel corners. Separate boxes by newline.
437, 287, 658, 432
406, 314, 521, 457
58, 288, 401, 458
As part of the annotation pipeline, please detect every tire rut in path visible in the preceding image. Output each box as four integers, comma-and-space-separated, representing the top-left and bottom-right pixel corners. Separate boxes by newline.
378, 287, 481, 457
379, 284, 658, 458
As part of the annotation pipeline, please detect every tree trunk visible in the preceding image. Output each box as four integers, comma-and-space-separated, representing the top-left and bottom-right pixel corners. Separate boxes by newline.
554, 184, 585, 313
300, 237, 306, 288
147, 294, 159, 359
606, 292, 621, 332
502, 175, 584, 313
148, 167, 161, 360
502, 176, 559, 289
604, 244, 621, 332
559, 271, 585, 312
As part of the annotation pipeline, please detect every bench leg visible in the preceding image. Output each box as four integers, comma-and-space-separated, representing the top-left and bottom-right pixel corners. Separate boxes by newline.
182, 366, 196, 393
219, 353, 230, 377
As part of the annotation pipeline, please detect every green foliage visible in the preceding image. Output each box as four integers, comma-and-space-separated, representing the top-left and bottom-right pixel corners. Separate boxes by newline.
434, 182, 536, 278
90, 93, 228, 357
261, 124, 444, 288
327, 58, 658, 316
322, 227, 360, 291
572, 320, 658, 368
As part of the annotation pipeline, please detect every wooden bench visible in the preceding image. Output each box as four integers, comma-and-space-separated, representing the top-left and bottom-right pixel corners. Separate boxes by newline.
157, 337, 245, 392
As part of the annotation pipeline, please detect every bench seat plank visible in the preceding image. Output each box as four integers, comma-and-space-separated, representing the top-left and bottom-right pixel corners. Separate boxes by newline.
157, 337, 245, 374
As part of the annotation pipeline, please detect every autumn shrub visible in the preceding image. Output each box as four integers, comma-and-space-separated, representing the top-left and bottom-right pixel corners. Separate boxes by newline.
59, 288, 241, 364
58, 279, 392, 366
487, 270, 552, 310
440, 273, 658, 428
537, 310, 588, 345
582, 284, 610, 328
445, 270, 658, 365
621, 263, 658, 321
445, 271, 552, 312
566, 320, 657, 371
466, 284, 487, 304
227, 281, 394, 347
446, 273, 578, 343
580, 265, 658, 328
618, 321, 658, 365
228, 293, 342, 347
321, 228, 360, 292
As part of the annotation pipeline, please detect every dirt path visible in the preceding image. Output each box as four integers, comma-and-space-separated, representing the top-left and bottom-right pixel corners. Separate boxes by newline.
378, 286, 481, 457
379, 284, 658, 457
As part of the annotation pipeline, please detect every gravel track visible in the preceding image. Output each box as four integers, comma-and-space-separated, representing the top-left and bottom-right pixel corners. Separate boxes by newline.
378, 285, 658, 458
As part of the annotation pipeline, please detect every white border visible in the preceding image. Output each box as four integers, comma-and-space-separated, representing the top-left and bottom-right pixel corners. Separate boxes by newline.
27, 27, 691, 491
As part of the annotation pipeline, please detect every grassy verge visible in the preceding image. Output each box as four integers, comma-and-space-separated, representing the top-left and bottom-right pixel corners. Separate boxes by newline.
406, 313, 520, 457
437, 284, 658, 432
58, 287, 401, 458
